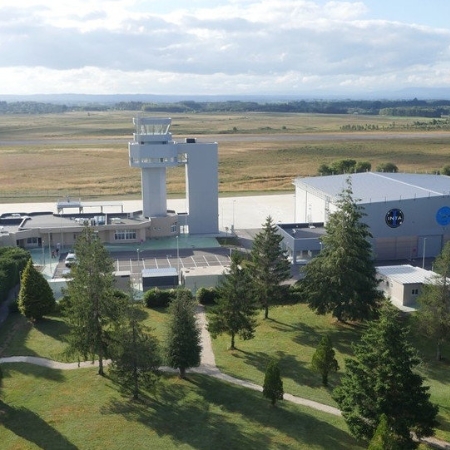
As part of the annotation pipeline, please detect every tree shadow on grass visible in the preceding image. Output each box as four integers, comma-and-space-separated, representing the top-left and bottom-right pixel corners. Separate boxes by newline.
190, 374, 363, 450
0, 401, 78, 449
34, 316, 70, 343
102, 374, 270, 450
292, 321, 364, 357
2, 363, 65, 383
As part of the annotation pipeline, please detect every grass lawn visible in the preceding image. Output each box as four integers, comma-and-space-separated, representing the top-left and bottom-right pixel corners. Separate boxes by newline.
0, 301, 448, 446
0, 366, 364, 449
209, 303, 450, 443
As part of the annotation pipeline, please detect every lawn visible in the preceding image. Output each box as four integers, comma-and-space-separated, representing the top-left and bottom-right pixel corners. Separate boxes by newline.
0, 367, 364, 449
0, 300, 448, 446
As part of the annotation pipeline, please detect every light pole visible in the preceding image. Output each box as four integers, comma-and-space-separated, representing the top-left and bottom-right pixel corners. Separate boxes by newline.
136, 248, 140, 262
232, 200, 236, 232
176, 235, 180, 276
422, 237, 427, 269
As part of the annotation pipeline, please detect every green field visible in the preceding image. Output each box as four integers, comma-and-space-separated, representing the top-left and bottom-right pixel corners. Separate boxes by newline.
0, 111, 449, 201
0, 304, 446, 448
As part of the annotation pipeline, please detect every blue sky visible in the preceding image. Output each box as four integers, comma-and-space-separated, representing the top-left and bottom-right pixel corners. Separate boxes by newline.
1, 0, 449, 97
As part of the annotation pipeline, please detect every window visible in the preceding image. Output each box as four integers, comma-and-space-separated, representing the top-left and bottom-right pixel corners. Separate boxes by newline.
26, 237, 39, 244
412, 288, 419, 295
114, 230, 137, 241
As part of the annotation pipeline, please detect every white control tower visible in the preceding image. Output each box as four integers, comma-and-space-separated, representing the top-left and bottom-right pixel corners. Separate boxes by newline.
129, 117, 219, 235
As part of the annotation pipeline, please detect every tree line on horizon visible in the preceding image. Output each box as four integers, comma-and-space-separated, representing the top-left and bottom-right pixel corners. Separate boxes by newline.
2, 98, 450, 117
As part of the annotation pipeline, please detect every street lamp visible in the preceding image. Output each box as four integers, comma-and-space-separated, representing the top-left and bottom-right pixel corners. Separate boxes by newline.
232, 200, 236, 232
136, 248, 140, 262
176, 236, 180, 277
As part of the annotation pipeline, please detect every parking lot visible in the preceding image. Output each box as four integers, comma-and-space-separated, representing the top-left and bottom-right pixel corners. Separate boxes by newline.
53, 248, 232, 280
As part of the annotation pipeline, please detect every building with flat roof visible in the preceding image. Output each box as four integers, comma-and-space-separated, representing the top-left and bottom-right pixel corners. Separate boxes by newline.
0, 117, 219, 251
278, 172, 450, 264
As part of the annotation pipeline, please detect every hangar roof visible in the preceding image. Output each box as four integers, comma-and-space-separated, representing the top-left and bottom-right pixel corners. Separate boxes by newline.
294, 172, 450, 204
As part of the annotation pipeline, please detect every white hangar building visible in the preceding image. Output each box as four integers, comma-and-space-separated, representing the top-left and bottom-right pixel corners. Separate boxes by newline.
279, 172, 450, 263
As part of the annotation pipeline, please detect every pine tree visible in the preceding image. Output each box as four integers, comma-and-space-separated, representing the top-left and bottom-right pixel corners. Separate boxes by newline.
18, 258, 55, 320
64, 227, 127, 376
301, 178, 381, 322
416, 240, 450, 361
333, 303, 439, 446
208, 252, 258, 349
368, 414, 403, 450
311, 335, 339, 386
109, 291, 161, 400
249, 216, 291, 319
165, 290, 201, 378
263, 359, 284, 406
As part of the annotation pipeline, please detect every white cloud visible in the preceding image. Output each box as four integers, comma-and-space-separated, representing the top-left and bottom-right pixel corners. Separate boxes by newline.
0, 0, 449, 95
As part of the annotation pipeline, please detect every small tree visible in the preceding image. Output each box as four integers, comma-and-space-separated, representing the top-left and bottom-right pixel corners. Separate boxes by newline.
18, 259, 55, 320
311, 335, 339, 386
208, 252, 258, 349
376, 162, 398, 173
334, 303, 439, 446
165, 290, 201, 378
249, 216, 291, 319
263, 359, 284, 406
368, 414, 402, 450
109, 292, 161, 400
416, 241, 450, 361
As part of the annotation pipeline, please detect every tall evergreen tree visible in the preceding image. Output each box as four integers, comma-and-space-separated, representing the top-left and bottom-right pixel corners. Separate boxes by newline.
249, 216, 291, 319
18, 259, 55, 320
416, 240, 450, 361
64, 227, 127, 376
311, 335, 339, 386
301, 179, 381, 321
263, 359, 284, 406
109, 291, 161, 400
208, 252, 258, 350
165, 290, 201, 378
333, 303, 439, 447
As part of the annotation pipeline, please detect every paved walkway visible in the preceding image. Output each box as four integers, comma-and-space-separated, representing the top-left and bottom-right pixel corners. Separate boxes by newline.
1, 306, 449, 449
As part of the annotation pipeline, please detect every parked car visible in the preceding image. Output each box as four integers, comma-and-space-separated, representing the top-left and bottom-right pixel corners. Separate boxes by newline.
65, 253, 77, 267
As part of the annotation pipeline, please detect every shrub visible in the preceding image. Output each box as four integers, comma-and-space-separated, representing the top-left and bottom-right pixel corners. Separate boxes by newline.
143, 288, 176, 308
196, 287, 218, 305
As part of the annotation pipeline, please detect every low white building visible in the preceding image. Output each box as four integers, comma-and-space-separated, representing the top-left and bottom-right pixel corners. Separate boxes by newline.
376, 264, 436, 310
180, 265, 229, 293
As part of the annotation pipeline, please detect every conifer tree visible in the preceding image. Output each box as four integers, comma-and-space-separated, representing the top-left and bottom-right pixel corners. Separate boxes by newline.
334, 303, 438, 447
165, 290, 201, 378
249, 216, 291, 319
263, 359, 284, 406
311, 335, 339, 386
301, 179, 381, 321
208, 251, 258, 349
18, 258, 55, 320
416, 240, 450, 361
109, 291, 161, 400
64, 227, 127, 376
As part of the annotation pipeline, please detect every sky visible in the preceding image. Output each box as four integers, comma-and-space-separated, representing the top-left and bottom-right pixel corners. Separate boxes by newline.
1, 0, 450, 97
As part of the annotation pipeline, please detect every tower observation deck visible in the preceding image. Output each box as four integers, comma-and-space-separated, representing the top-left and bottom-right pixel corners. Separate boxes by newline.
128, 117, 219, 235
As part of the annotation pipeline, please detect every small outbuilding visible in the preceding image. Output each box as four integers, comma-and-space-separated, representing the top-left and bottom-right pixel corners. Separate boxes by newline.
376, 264, 435, 310
180, 265, 229, 293
142, 267, 179, 291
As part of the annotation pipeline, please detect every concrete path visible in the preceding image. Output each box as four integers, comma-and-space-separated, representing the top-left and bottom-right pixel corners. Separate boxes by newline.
1, 306, 449, 449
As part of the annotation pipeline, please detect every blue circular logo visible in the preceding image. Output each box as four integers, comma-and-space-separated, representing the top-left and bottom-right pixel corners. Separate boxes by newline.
385, 209, 404, 228
436, 206, 450, 226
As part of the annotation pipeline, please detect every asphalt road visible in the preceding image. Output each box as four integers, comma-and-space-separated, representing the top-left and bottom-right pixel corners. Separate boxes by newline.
1, 131, 450, 147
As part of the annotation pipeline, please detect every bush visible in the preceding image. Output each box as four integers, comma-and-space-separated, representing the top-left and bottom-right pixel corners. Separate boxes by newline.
376, 162, 398, 173
196, 287, 219, 305
143, 288, 176, 308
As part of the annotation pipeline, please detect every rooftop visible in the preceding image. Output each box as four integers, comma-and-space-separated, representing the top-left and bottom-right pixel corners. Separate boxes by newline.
376, 264, 436, 284
294, 172, 450, 204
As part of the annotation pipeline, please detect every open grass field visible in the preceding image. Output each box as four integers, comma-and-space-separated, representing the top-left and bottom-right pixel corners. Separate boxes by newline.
0, 111, 449, 201
0, 303, 446, 448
